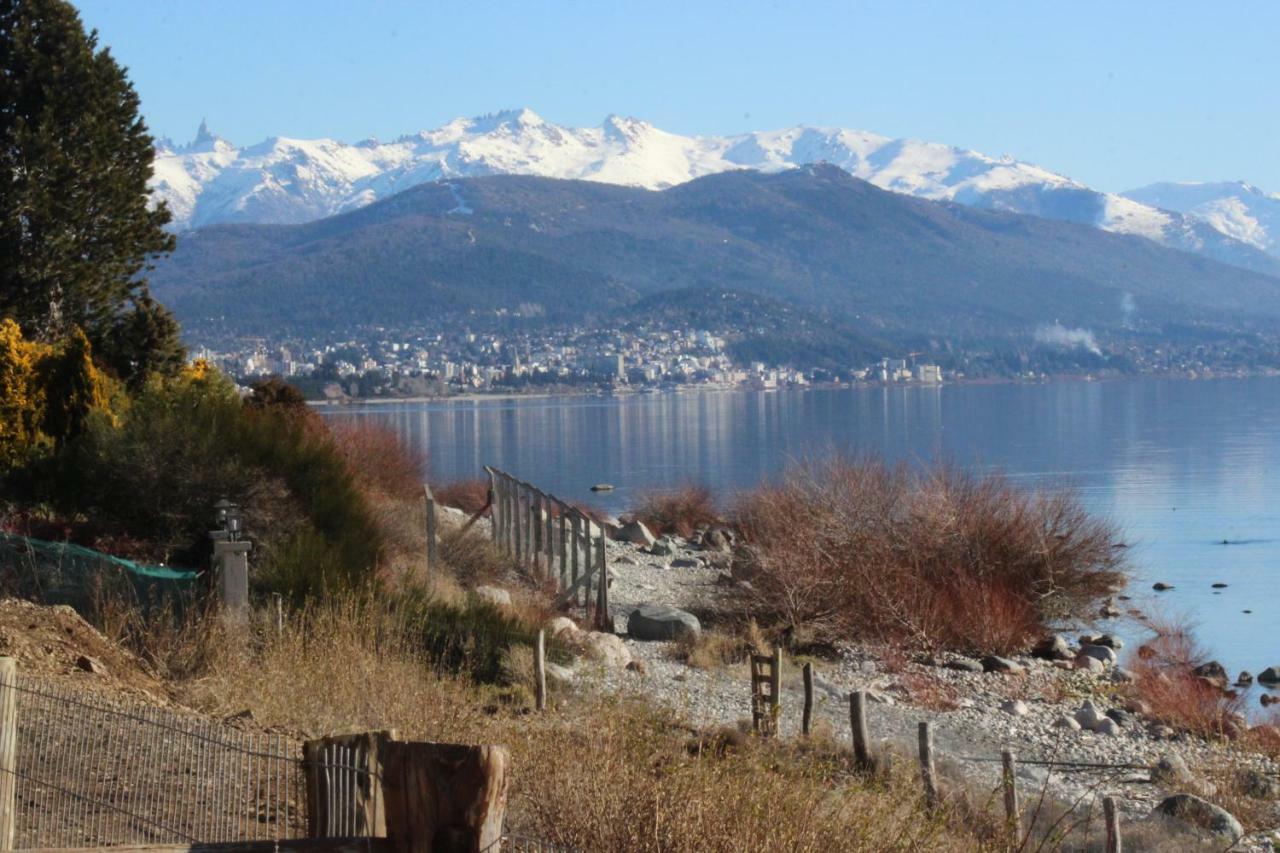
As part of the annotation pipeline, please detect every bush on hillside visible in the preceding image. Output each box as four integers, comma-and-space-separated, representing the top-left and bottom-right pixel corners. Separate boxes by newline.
57, 366, 385, 596
629, 485, 719, 538
732, 456, 1124, 655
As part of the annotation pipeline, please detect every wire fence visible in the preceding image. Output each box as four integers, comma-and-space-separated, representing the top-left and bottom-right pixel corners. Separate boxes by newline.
11, 674, 309, 847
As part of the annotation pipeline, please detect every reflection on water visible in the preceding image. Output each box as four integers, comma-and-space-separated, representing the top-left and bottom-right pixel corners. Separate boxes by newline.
324, 378, 1280, 681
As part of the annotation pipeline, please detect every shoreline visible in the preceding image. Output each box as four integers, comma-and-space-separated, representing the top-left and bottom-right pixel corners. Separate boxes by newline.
309, 370, 1280, 408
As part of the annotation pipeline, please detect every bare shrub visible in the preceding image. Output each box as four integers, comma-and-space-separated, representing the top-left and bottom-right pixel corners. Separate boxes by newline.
433, 478, 491, 515
732, 455, 1124, 655
326, 420, 425, 500
1126, 617, 1246, 740
630, 485, 719, 538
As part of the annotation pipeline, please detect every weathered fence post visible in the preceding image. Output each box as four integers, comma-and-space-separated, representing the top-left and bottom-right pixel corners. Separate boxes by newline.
1104, 796, 1122, 853
918, 721, 938, 811
0, 657, 16, 851
594, 532, 609, 631
423, 484, 438, 576
303, 729, 399, 838
513, 484, 524, 565
273, 592, 284, 637
534, 630, 547, 711
1002, 750, 1021, 846
801, 662, 814, 736
751, 649, 782, 736
544, 497, 555, 575
569, 512, 581, 603
557, 504, 568, 587
526, 486, 538, 571
850, 690, 871, 771
382, 741, 509, 853
531, 491, 543, 572
484, 467, 499, 548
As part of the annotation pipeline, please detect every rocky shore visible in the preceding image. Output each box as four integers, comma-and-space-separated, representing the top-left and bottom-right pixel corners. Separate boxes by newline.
472, 514, 1280, 850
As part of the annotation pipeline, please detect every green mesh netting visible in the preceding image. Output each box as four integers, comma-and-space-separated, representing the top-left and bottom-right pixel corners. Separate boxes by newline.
0, 532, 198, 610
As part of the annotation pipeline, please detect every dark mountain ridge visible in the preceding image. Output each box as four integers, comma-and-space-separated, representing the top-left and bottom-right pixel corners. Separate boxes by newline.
151, 165, 1280, 341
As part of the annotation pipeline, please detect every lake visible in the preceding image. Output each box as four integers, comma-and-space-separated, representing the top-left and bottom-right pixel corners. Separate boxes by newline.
322, 378, 1280, 684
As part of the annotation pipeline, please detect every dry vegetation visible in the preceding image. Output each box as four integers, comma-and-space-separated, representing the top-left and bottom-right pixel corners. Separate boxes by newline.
1126, 619, 1246, 740
178, 595, 1006, 852
629, 485, 719, 538
731, 456, 1125, 655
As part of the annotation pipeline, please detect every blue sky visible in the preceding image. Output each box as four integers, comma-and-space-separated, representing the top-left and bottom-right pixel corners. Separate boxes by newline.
74, 0, 1279, 193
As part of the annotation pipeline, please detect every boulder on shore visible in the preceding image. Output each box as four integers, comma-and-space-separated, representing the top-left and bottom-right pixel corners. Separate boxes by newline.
1152, 794, 1243, 842
614, 520, 657, 547
1031, 635, 1073, 661
1257, 666, 1280, 685
627, 603, 701, 642
980, 656, 1025, 675
582, 632, 631, 668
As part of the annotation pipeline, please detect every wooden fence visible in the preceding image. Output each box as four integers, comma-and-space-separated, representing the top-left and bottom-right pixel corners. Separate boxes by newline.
483, 468, 610, 632
0, 658, 556, 853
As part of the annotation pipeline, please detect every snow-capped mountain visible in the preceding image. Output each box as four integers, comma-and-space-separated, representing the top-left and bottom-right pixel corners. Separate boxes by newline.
1123, 181, 1280, 257
150, 109, 1278, 273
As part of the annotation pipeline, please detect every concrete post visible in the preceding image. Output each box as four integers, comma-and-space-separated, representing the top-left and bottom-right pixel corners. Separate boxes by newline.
212, 539, 252, 621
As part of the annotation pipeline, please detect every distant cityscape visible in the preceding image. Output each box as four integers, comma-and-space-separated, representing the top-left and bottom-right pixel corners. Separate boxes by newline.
193, 320, 951, 401
191, 311, 1280, 401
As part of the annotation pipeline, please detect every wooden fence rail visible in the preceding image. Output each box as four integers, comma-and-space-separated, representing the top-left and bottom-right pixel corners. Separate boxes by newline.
484, 467, 610, 631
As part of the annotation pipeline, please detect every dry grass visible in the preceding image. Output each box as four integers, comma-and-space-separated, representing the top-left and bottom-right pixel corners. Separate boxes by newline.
629, 485, 719, 538
731, 456, 1124, 656
178, 593, 1000, 852
1125, 618, 1245, 740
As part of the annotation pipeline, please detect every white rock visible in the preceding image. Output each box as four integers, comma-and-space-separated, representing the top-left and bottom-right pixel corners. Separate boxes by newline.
1052, 715, 1082, 730
582, 632, 631, 668
545, 662, 575, 685
545, 616, 580, 640
475, 585, 511, 607
1001, 699, 1030, 717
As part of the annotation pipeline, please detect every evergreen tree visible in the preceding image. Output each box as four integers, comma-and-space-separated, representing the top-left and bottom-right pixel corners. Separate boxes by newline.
0, 0, 179, 379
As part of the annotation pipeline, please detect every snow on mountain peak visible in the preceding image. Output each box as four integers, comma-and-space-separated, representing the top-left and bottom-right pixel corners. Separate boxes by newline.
147, 111, 1280, 270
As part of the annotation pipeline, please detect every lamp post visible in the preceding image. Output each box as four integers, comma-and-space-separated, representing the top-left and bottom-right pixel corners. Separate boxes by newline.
214, 499, 243, 541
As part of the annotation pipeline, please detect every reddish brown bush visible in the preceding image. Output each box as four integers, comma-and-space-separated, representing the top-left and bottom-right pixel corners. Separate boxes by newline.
630, 485, 719, 538
326, 420, 425, 500
433, 479, 491, 516
731, 455, 1124, 656
1126, 619, 1246, 740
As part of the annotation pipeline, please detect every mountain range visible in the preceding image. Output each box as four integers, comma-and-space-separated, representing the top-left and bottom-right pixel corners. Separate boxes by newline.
151, 110, 1280, 276
149, 165, 1280, 346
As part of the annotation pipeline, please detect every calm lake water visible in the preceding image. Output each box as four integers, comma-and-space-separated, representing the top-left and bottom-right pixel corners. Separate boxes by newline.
323, 378, 1280, 684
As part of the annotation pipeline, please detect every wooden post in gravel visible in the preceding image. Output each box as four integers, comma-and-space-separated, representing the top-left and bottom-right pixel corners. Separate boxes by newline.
423, 484, 438, 577
557, 504, 569, 587
770, 646, 783, 729
801, 662, 814, 736
534, 630, 547, 711
595, 533, 609, 631
1103, 796, 1121, 853
484, 468, 499, 550
383, 741, 509, 853
527, 487, 538, 571
512, 481, 523, 564
0, 657, 16, 851
1002, 750, 1021, 846
570, 512, 581, 602
544, 496, 555, 576
918, 722, 938, 811
850, 691, 871, 770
